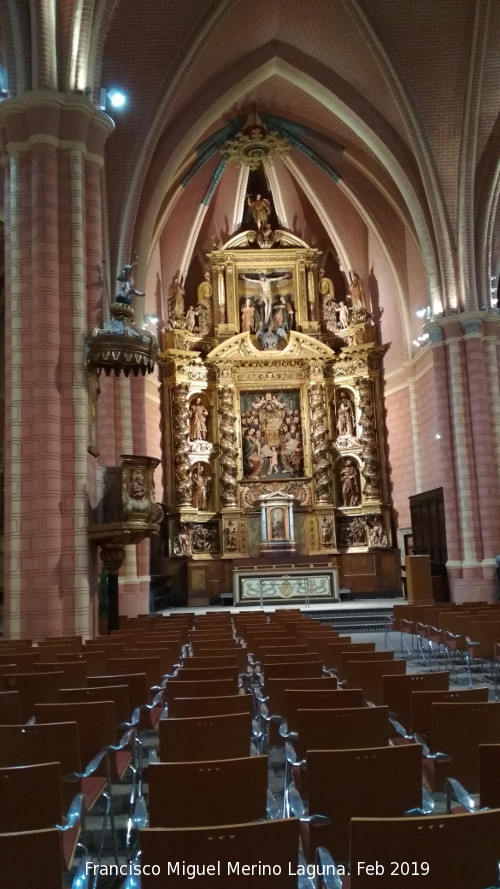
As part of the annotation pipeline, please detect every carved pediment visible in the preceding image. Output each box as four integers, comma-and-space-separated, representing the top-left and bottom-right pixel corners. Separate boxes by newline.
207, 330, 335, 365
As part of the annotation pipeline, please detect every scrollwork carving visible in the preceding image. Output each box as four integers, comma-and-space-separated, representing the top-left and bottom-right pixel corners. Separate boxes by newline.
173, 383, 192, 507
218, 387, 238, 507
309, 382, 331, 503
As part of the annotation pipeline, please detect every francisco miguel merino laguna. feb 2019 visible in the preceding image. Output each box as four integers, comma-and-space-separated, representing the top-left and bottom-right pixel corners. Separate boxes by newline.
99, 860, 347, 878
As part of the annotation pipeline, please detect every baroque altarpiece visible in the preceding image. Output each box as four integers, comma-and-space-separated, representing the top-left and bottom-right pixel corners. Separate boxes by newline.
158, 224, 400, 603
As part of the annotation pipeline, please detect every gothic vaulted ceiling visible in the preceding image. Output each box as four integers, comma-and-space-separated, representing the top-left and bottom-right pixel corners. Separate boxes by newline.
0, 0, 499, 371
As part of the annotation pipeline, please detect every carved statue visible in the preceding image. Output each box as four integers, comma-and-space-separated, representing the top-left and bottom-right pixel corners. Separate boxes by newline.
321, 516, 333, 546
196, 271, 214, 337
185, 306, 197, 333
349, 271, 367, 312
224, 521, 238, 551
241, 298, 255, 333
337, 394, 356, 437
368, 515, 387, 547
116, 262, 145, 305
174, 524, 191, 556
189, 397, 209, 441
339, 516, 367, 547
192, 463, 209, 510
340, 459, 360, 506
338, 301, 349, 329
169, 272, 185, 319
247, 193, 271, 231
319, 271, 338, 332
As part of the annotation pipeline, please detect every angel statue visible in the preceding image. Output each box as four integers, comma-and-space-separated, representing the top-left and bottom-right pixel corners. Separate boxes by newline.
116, 261, 145, 305
247, 194, 271, 231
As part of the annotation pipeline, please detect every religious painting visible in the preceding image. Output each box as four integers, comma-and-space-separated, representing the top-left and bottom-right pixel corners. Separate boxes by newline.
238, 269, 295, 349
240, 390, 304, 479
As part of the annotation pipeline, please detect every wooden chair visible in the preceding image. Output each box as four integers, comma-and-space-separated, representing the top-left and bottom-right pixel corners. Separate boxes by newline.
137, 818, 301, 888
3, 671, 65, 721
429, 701, 500, 791
148, 755, 269, 827
262, 660, 324, 682
158, 711, 253, 762
163, 678, 237, 709
382, 671, 449, 732
58, 684, 131, 726
349, 808, 500, 889
300, 743, 424, 861
259, 676, 338, 744
33, 700, 132, 784
32, 660, 88, 688
0, 827, 71, 889
168, 693, 254, 719
283, 687, 364, 734
0, 761, 80, 867
174, 665, 240, 684
410, 686, 489, 738
0, 689, 22, 723
325, 641, 375, 672
342, 659, 406, 705
56, 649, 107, 676
295, 706, 390, 760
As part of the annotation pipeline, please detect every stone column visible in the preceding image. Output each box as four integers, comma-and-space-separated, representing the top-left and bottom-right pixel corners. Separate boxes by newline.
0, 94, 113, 639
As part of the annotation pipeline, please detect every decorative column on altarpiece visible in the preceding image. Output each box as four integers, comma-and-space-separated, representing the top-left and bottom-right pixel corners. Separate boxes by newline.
308, 383, 332, 503
357, 378, 381, 500
218, 387, 238, 507
173, 383, 192, 507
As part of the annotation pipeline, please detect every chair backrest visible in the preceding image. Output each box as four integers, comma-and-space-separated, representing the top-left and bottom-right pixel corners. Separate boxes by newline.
0, 826, 64, 889
410, 686, 489, 736
266, 676, 338, 722
0, 761, 62, 832
175, 665, 240, 684
297, 706, 390, 758
431, 701, 500, 791
56, 649, 107, 675
0, 721, 81, 812
326, 642, 375, 671
163, 678, 237, 708
306, 743, 423, 861
148, 755, 268, 827
349, 808, 500, 889
88, 672, 150, 711
159, 711, 252, 762
3, 671, 65, 721
169, 693, 254, 719
139, 818, 300, 888
0, 690, 22, 724
382, 671, 449, 730
343, 659, 406, 705
182, 655, 240, 669
263, 660, 323, 681
106, 656, 162, 687
34, 700, 117, 768
284, 687, 363, 732
33, 660, 88, 688
479, 743, 500, 808
58, 683, 131, 724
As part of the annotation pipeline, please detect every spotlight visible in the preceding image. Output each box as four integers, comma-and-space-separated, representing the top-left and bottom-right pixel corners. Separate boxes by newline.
435, 434, 442, 440
98, 88, 128, 112
143, 314, 159, 326
416, 307, 427, 318
108, 89, 127, 109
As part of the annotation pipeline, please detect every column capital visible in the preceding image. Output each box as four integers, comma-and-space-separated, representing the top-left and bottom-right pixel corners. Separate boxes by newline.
0, 91, 114, 162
